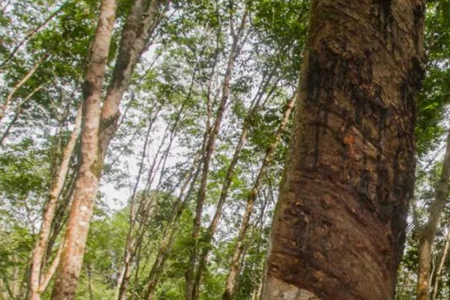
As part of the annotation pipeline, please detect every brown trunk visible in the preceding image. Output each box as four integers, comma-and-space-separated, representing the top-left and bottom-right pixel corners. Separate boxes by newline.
262, 1, 425, 299
28, 107, 81, 300
99, 0, 168, 158
223, 92, 296, 300
50, 0, 167, 298
50, 0, 117, 298
416, 128, 450, 300
184, 10, 248, 300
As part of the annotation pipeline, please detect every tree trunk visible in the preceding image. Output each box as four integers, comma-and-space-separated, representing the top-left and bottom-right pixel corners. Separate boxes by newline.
99, 0, 168, 158
184, 10, 248, 300
417, 130, 450, 300
50, 0, 168, 298
49, 0, 117, 298
262, 0, 425, 299
28, 107, 81, 300
223, 92, 296, 300
191, 68, 278, 298
0, 52, 49, 124
0, 0, 69, 69
431, 230, 450, 300
145, 158, 202, 300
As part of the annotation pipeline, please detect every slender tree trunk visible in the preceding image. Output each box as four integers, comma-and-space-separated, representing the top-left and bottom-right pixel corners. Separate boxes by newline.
417, 128, 450, 300
0, 0, 69, 69
431, 230, 450, 300
223, 92, 296, 300
0, 52, 49, 123
184, 10, 248, 300
191, 70, 278, 297
28, 107, 81, 300
145, 157, 202, 300
0, 83, 44, 146
262, 0, 425, 299
50, 0, 117, 298
115, 110, 159, 300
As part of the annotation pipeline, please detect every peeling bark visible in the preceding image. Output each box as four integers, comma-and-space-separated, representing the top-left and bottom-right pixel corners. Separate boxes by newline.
262, 0, 425, 299
50, 0, 168, 298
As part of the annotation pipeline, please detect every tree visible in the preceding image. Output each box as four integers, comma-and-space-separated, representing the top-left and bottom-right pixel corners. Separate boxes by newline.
262, 0, 426, 299
50, 0, 118, 298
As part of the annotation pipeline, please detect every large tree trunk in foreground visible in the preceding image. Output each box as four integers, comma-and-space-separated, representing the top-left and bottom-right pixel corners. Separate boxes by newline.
416, 129, 450, 300
50, 0, 117, 298
262, 0, 425, 299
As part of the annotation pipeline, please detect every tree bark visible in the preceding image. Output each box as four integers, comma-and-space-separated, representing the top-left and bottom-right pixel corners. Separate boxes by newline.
99, 0, 168, 158
223, 92, 296, 300
50, 0, 117, 298
417, 129, 450, 300
262, 0, 425, 299
28, 107, 81, 300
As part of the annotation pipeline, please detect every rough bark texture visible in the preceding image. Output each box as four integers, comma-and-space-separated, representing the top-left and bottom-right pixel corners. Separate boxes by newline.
263, 0, 425, 299
50, 0, 117, 299
28, 107, 81, 300
416, 129, 450, 300
49, 0, 168, 298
